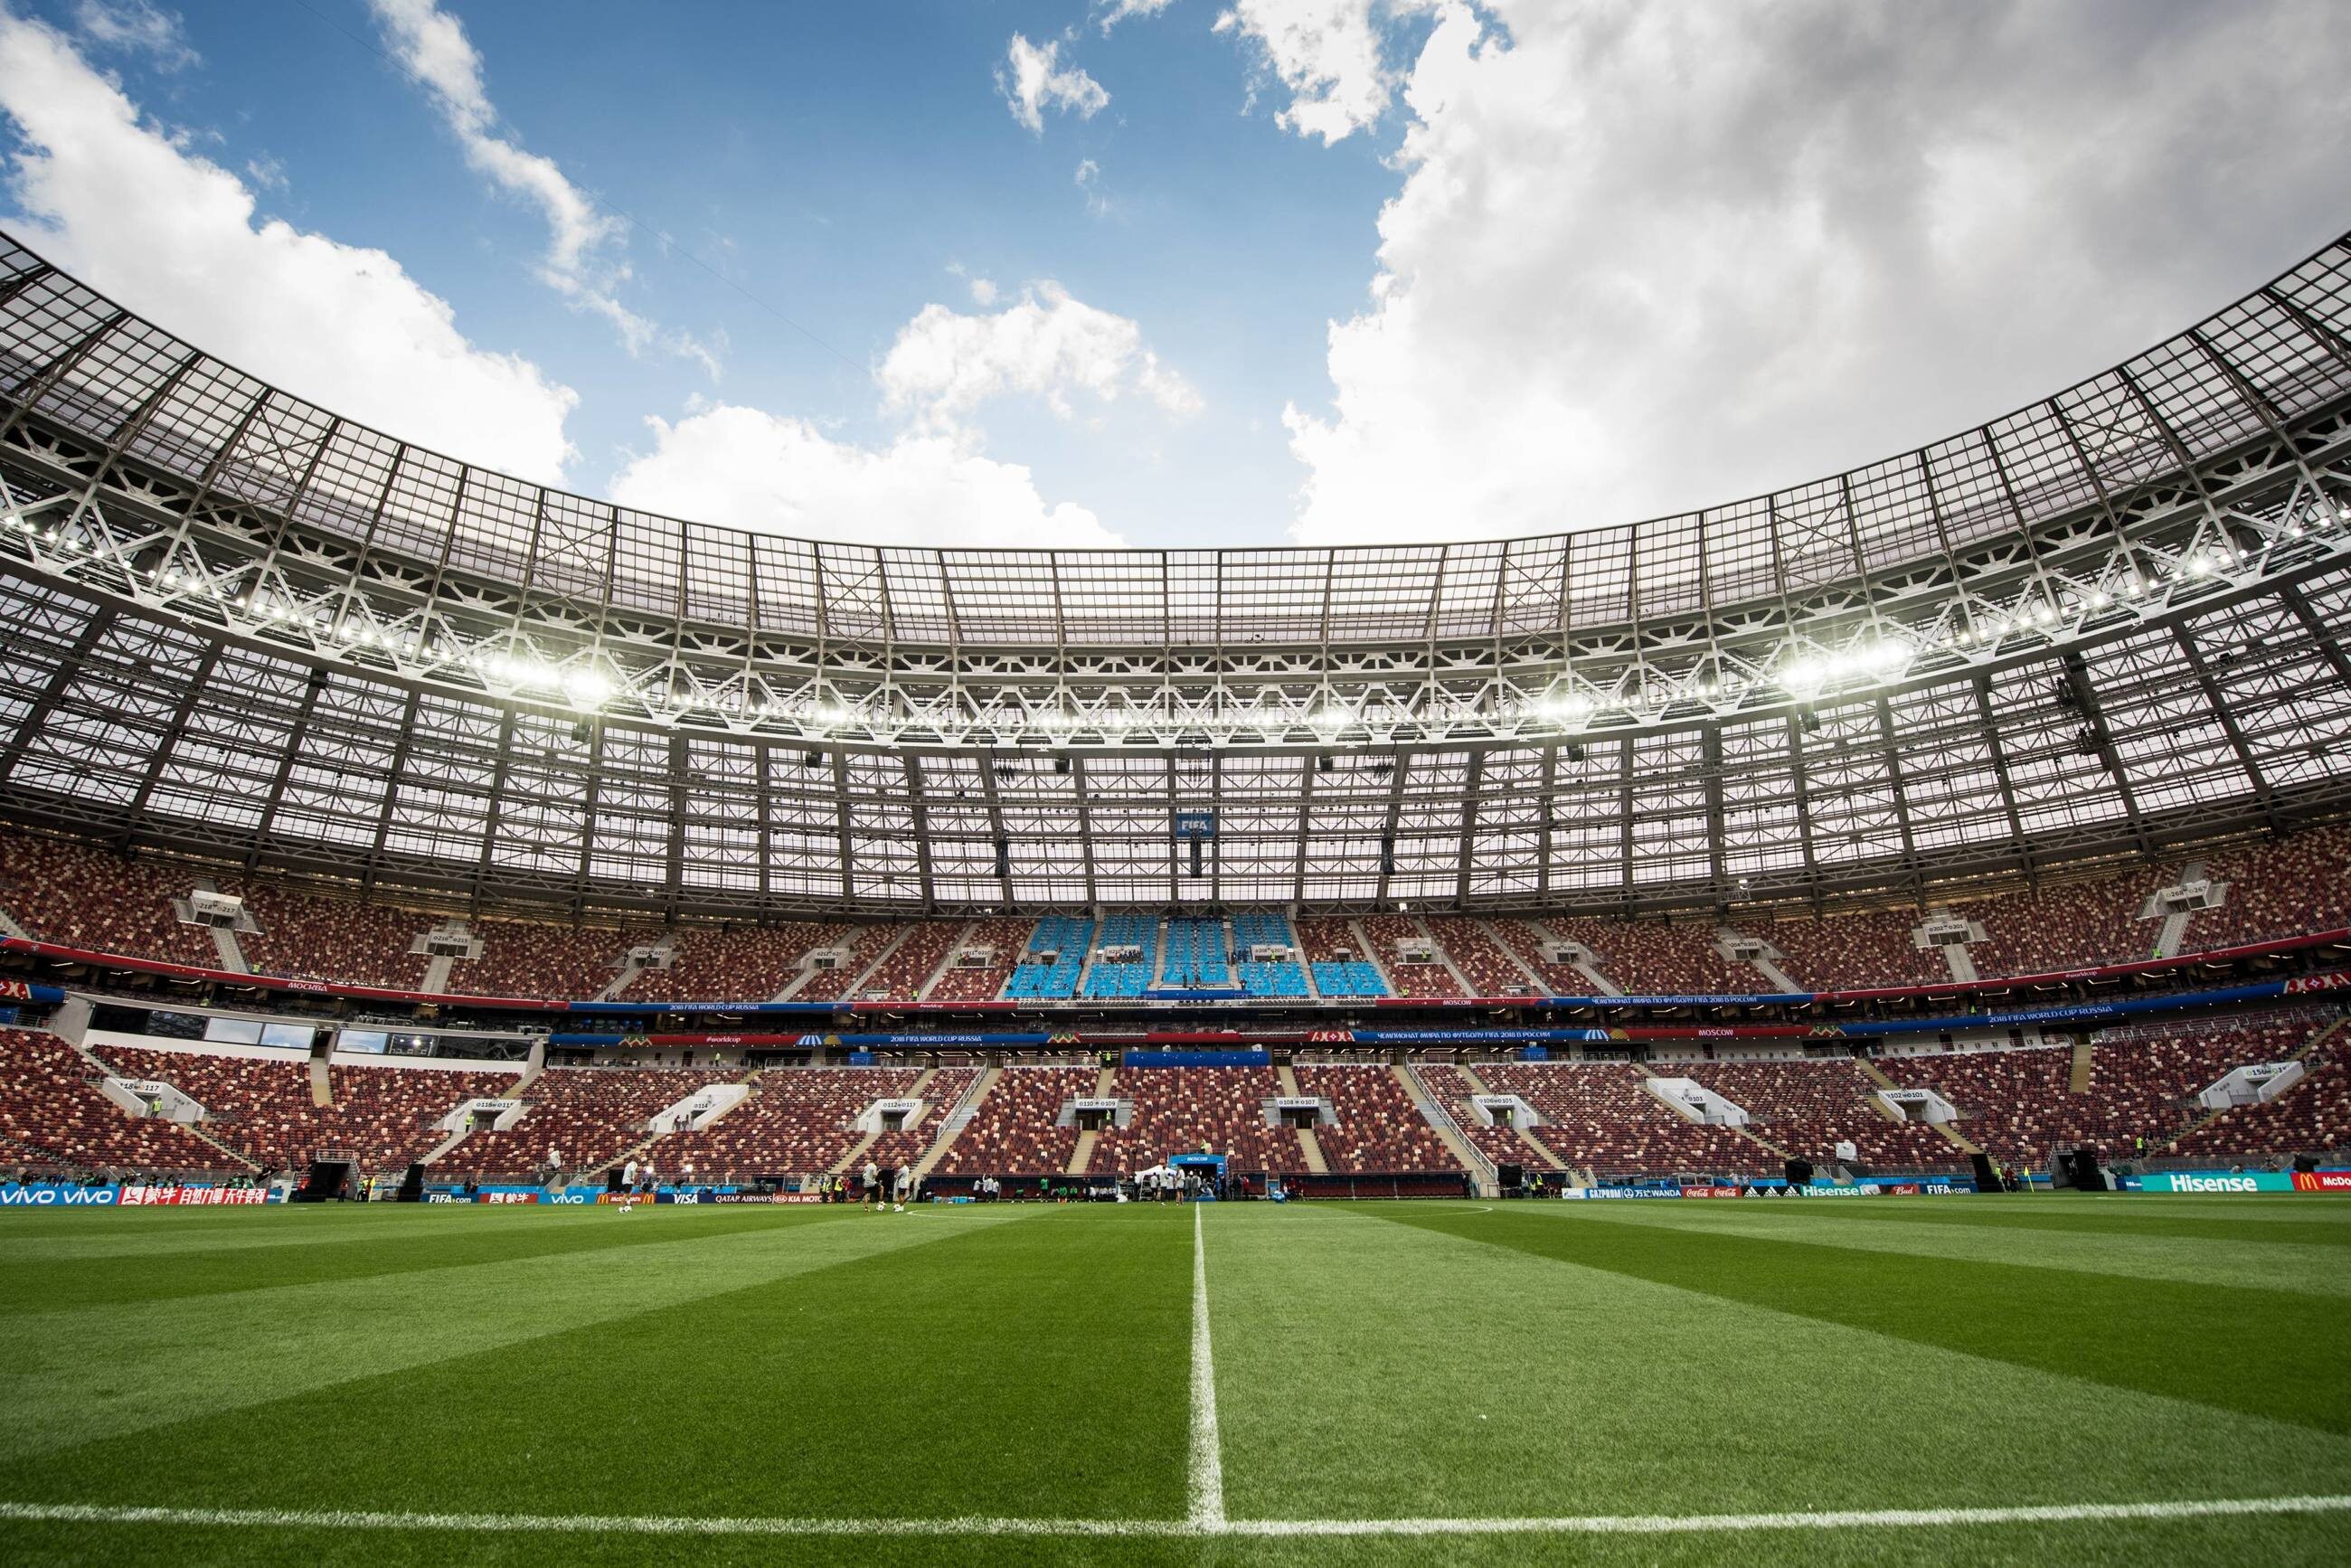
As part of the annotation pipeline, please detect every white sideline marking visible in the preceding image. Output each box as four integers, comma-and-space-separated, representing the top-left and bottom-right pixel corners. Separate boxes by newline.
1188, 1200, 1225, 1528
2, 1495, 2346, 1539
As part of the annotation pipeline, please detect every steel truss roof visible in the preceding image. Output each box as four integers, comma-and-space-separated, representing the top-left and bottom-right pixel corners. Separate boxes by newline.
1, 229, 2350, 919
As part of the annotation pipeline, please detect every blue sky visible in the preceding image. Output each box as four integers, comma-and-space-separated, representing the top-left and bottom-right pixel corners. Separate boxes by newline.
2, 1, 2348, 551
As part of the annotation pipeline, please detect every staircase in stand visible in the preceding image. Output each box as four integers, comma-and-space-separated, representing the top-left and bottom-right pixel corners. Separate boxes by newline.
1275, 1063, 1328, 1174
914, 1064, 1000, 1178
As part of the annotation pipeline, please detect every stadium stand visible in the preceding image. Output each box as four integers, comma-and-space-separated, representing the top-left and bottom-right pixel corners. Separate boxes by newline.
851, 920, 968, 1002
1669, 1057, 1966, 1171
1971, 877, 2161, 978
1421, 1063, 1539, 1170
925, 919, 1038, 1002
655, 1067, 921, 1181
1423, 917, 1534, 996
450, 921, 632, 1000
1537, 918, 1768, 995
1082, 912, 1158, 998
1357, 915, 1466, 997
1756, 909, 1953, 991
787, 926, 899, 1003
235, 885, 430, 989
622, 923, 841, 1005
936, 1066, 1094, 1176
1478, 1062, 1770, 1178
439, 1065, 741, 1179
1, 1030, 245, 1176
1290, 1064, 1459, 1172
1006, 915, 1093, 1000
1090, 1065, 1290, 1174
1296, 917, 1388, 997
1490, 918, 1584, 994
2185, 827, 2351, 953
92, 1044, 515, 1175
2170, 1019, 2351, 1161
1228, 910, 1309, 997
0, 830, 219, 968
1161, 918, 1233, 987
857, 1064, 984, 1177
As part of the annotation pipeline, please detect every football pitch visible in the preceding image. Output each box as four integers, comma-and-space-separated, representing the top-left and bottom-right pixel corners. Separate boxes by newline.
2, 1195, 2347, 1566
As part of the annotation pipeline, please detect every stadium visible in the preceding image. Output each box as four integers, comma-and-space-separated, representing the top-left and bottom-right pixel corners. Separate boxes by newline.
3, 14, 2351, 1565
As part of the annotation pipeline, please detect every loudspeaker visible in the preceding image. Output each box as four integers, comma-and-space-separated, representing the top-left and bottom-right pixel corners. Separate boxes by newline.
995, 837, 1012, 879
398, 1162, 425, 1203
1317, 755, 1333, 774
1054, 755, 1072, 774
606, 1168, 625, 1194
1784, 1158, 1814, 1186
1564, 741, 1585, 762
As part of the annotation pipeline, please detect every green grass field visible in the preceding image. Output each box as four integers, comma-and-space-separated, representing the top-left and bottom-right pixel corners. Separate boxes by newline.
2, 1195, 2347, 1566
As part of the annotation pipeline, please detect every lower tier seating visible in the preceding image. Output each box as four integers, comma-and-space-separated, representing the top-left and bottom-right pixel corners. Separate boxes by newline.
653, 1067, 921, 1181
440, 1066, 741, 1179
1291, 1064, 1461, 1172
935, 1067, 1094, 1176
2, 1031, 242, 1176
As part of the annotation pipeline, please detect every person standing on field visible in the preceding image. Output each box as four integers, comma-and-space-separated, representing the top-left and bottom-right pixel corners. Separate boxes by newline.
862, 1158, 880, 1210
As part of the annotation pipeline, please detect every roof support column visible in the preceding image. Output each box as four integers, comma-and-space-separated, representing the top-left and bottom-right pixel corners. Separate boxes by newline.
905, 755, 937, 912
1971, 675, 2030, 876
2169, 622, 2273, 828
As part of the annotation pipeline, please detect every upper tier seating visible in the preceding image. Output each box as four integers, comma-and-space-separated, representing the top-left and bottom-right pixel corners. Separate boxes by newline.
0, 831, 218, 967
788, 925, 899, 1003
1161, 919, 1233, 988
852, 920, 968, 1003
450, 921, 632, 1000
1357, 916, 1466, 998
439, 1066, 740, 1179
936, 1066, 1094, 1175
1291, 1064, 1460, 1172
1756, 909, 1952, 991
2185, 826, 2351, 953
1227, 911, 1309, 997
93, 1044, 515, 1175
654, 1067, 921, 1181
1083, 912, 1159, 998
1478, 1062, 1772, 1177
1668, 1057, 1965, 1171
1005, 915, 1092, 1000
237, 885, 430, 989
926, 920, 1038, 1002
1296, 918, 1389, 997
1971, 877, 2161, 978
623, 923, 841, 1004
1424, 917, 1534, 996
1490, 918, 1585, 994
2, 1030, 245, 1175
1538, 919, 1769, 996
1090, 1066, 1293, 1174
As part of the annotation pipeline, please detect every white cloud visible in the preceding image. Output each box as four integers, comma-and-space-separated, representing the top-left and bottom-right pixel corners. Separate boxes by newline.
609, 403, 1124, 550
1096, 0, 1177, 33
0, 5, 577, 483
71, 0, 194, 71
1074, 156, 1109, 216
613, 279, 1199, 549
1214, 0, 1430, 145
997, 33, 1109, 136
1282, 0, 2351, 546
365, 0, 717, 377
879, 281, 1201, 429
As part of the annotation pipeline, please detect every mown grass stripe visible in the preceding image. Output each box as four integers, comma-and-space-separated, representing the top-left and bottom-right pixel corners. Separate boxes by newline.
3, 1493, 2343, 1538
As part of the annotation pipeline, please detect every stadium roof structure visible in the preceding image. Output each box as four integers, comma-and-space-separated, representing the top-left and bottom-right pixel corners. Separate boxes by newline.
1, 228, 2349, 921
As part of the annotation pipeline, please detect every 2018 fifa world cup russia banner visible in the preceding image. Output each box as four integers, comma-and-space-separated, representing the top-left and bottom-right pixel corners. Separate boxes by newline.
118, 1185, 273, 1205
0, 1182, 122, 1205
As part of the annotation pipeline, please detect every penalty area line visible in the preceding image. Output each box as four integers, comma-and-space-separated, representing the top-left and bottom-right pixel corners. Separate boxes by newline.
1189, 1198, 1225, 1529
2, 1495, 2347, 1540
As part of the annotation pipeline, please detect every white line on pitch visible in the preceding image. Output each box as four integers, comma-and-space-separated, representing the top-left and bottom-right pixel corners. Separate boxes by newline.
1188, 1200, 1225, 1529
3, 1495, 2347, 1539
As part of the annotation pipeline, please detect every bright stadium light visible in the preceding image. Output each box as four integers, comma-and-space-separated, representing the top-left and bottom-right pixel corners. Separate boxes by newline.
562, 668, 612, 709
